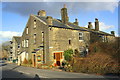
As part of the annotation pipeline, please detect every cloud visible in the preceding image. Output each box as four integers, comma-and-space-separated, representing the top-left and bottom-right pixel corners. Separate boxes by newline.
0, 31, 22, 42
2, 2, 118, 17
85, 22, 115, 31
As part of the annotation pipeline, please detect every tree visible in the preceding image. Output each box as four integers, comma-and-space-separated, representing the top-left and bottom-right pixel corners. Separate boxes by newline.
64, 49, 73, 61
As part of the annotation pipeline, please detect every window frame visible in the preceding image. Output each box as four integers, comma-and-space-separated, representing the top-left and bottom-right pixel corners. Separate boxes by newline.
79, 32, 84, 41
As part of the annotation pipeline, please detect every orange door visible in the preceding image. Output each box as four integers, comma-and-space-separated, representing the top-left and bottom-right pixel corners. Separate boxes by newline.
55, 53, 60, 66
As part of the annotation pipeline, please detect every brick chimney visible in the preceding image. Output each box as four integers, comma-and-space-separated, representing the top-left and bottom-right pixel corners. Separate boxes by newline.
73, 18, 79, 25
88, 22, 93, 29
95, 18, 99, 31
46, 16, 53, 26
38, 10, 46, 17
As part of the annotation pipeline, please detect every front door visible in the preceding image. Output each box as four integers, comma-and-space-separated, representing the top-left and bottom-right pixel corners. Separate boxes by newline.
54, 52, 63, 66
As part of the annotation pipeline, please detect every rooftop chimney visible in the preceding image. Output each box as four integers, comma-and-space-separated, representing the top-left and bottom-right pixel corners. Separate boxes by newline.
61, 4, 69, 24
73, 18, 79, 25
111, 31, 115, 36
95, 18, 99, 31
38, 10, 46, 17
46, 16, 53, 26
64, 4, 66, 8
88, 22, 93, 29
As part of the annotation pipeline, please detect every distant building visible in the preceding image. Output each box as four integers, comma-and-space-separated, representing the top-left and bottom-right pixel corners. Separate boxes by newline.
12, 5, 115, 67
10, 36, 21, 62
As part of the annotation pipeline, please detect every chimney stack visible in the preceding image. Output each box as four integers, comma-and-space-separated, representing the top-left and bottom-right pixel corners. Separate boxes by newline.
73, 18, 79, 25
88, 22, 93, 29
61, 4, 69, 24
95, 18, 99, 31
111, 31, 115, 36
38, 10, 46, 17
46, 16, 53, 26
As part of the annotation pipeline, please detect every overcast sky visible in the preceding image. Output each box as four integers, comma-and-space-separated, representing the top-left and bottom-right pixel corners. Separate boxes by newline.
0, 0, 120, 43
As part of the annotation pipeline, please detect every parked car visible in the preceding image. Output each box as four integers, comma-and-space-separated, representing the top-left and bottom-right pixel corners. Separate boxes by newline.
0, 60, 7, 66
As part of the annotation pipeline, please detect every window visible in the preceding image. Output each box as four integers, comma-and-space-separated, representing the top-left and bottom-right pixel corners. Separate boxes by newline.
102, 36, 107, 42
34, 20, 37, 28
18, 44, 20, 48
69, 40, 71, 45
79, 32, 83, 40
24, 40, 26, 47
42, 32, 44, 42
34, 34, 36, 44
26, 39, 29, 47
102, 36, 105, 42
26, 27, 28, 34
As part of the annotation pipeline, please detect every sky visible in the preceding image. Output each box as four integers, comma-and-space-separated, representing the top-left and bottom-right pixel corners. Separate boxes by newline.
0, 0, 120, 43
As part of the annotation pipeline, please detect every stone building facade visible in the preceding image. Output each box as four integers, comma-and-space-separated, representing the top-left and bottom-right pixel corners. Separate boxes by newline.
16, 5, 115, 67
10, 36, 21, 62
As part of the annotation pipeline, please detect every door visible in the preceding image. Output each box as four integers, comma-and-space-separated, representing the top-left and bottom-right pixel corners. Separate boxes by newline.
54, 53, 61, 66
34, 54, 36, 67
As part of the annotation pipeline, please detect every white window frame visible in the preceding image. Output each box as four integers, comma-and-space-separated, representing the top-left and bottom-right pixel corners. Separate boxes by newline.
79, 32, 83, 41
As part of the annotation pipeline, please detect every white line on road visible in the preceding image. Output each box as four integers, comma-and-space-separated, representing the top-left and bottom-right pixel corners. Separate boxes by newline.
17, 70, 30, 75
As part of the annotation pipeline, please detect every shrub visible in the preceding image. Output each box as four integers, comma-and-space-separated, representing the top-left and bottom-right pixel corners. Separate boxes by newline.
72, 41, 120, 75
72, 53, 119, 75
64, 49, 73, 61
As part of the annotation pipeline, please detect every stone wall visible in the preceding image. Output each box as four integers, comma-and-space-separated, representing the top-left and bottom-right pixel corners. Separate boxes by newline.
20, 15, 49, 64
49, 27, 90, 65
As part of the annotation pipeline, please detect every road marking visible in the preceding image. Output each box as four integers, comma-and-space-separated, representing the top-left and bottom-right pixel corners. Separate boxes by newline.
40, 76, 48, 78
17, 70, 30, 75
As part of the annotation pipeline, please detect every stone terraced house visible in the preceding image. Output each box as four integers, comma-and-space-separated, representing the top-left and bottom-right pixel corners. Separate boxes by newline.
9, 36, 21, 62
13, 5, 115, 67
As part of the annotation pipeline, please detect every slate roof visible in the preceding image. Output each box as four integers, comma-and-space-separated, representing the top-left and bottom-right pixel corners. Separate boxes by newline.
36, 15, 113, 36
13, 36, 21, 44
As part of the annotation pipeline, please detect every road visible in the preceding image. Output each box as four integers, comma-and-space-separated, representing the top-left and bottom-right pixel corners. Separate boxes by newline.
0, 63, 119, 80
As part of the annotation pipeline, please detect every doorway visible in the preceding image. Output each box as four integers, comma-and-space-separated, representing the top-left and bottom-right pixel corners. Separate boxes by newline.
54, 52, 63, 66
33, 54, 36, 67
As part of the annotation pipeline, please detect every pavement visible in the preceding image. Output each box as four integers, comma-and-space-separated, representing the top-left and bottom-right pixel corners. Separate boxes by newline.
0, 62, 120, 80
